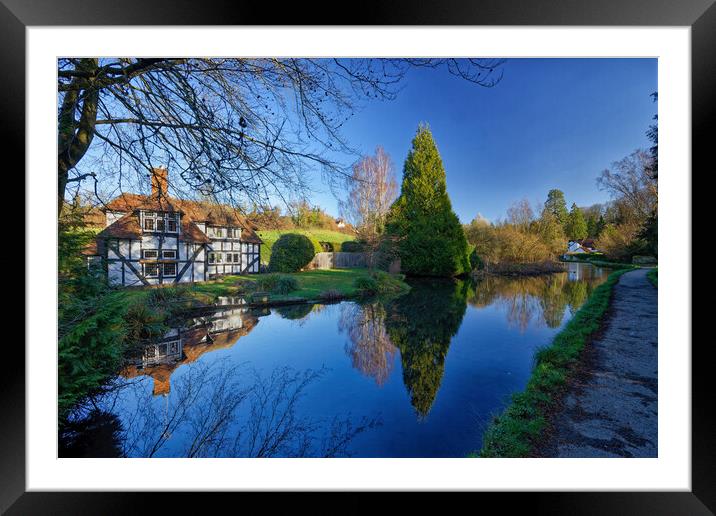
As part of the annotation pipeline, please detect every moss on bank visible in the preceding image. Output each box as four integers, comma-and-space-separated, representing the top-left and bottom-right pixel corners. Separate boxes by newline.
476, 268, 633, 457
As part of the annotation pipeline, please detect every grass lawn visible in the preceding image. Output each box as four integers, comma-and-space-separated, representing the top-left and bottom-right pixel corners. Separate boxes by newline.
647, 267, 657, 287
188, 268, 403, 304
257, 229, 356, 264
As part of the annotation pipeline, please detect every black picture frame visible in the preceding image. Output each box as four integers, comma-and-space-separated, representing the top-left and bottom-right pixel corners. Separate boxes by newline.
3, 0, 709, 512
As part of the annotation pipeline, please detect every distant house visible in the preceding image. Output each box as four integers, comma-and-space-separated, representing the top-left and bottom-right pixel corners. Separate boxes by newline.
566, 240, 587, 254
335, 218, 346, 228
86, 167, 262, 287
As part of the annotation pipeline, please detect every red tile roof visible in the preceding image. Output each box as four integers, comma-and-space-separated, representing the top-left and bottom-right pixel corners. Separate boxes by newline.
100, 194, 261, 244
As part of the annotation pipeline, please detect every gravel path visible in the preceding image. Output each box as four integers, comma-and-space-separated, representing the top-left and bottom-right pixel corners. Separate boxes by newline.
542, 268, 658, 457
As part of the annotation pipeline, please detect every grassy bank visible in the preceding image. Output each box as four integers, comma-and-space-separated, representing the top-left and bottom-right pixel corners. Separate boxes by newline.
647, 267, 658, 287
476, 267, 633, 457
190, 268, 409, 304
257, 229, 356, 264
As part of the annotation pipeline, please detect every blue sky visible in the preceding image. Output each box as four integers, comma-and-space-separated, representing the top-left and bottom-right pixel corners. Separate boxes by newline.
311, 58, 657, 223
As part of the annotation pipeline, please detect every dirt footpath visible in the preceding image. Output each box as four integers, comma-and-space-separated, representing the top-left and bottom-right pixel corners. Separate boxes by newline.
541, 268, 658, 457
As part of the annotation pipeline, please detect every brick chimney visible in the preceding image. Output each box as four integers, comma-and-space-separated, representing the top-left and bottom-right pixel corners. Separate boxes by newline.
150, 167, 168, 199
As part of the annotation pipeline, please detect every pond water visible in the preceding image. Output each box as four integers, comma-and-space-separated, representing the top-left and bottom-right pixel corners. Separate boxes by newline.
60, 262, 610, 458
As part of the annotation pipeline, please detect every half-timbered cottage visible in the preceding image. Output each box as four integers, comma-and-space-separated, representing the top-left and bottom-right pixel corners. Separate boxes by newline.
91, 167, 262, 287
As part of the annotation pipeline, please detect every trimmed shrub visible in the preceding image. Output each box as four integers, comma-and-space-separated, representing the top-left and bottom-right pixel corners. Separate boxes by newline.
268, 233, 317, 272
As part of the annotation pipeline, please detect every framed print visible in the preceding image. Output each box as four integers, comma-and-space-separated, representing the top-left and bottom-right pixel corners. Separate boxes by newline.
4, 0, 711, 511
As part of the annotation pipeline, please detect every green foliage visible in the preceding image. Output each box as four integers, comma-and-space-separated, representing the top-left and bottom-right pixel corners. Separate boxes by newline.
268, 233, 318, 272
354, 275, 379, 295
385, 124, 470, 277
467, 244, 482, 270
256, 273, 300, 294
477, 269, 630, 457
544, 189, 568, 227
565, 203, 588, 241
354, 270, 410, 297
340, 240, 365, 252
257, 229, 354, 264
647, 268, 658, 288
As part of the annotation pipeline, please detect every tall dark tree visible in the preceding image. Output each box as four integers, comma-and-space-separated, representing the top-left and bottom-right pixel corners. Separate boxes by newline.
544, 189, 569, 228
57, 58, 503, 216
385, 125, 470, 276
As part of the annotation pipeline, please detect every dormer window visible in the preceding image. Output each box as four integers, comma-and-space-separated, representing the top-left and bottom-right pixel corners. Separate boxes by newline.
141, 211, 179, 234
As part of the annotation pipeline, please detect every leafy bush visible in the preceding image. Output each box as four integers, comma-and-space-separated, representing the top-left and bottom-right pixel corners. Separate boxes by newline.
255, 273, 299, 294
354, 271, 410, 297
268, 233, 318, 272
273, 275, 299, 294
354, 276, 379, 295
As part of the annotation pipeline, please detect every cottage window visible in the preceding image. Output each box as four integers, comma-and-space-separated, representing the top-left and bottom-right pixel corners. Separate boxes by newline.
208, 252, 215, 264
143, 250, 158, 259
233, 253, 240, 263
142, 211, 179, 233
163, 263, 177, 277
144, 263, 160, 277
162, 250, 177, 259
225, 253, 233, 263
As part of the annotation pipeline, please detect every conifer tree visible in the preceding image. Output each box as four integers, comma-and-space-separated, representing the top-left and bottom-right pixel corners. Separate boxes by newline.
385, 124, 470, 276
566, 203, 588, 241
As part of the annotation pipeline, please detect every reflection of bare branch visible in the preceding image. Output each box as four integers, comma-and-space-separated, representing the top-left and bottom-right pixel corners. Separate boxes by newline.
339, 303, 397, 386
83, 360, 380, 458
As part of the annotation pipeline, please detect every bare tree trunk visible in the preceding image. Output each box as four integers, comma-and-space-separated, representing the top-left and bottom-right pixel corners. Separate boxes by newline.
57, 58, 99, 216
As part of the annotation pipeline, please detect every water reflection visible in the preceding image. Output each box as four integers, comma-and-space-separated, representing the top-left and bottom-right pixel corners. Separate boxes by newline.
384, 278, 470, 418
62, 263, 611, 458
337, 265, 609, 418
121, 308, 258, 396
339, 302, 397, 386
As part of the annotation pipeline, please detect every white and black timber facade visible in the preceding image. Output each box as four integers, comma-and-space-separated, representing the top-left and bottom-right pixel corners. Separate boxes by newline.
92, 168, 262, 287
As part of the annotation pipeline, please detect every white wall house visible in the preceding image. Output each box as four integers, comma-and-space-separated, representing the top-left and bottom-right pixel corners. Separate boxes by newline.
566, 240, 587, 254
92, 167, 262, 287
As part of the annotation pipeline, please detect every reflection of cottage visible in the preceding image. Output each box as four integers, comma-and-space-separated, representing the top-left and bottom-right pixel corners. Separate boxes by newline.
87, 167, 262, 286
121, 309, 258, 396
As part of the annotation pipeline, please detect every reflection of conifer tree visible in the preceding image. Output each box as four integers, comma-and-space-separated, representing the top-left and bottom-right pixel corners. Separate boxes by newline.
384, 279, 469, 418
339, 302, 397, 386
